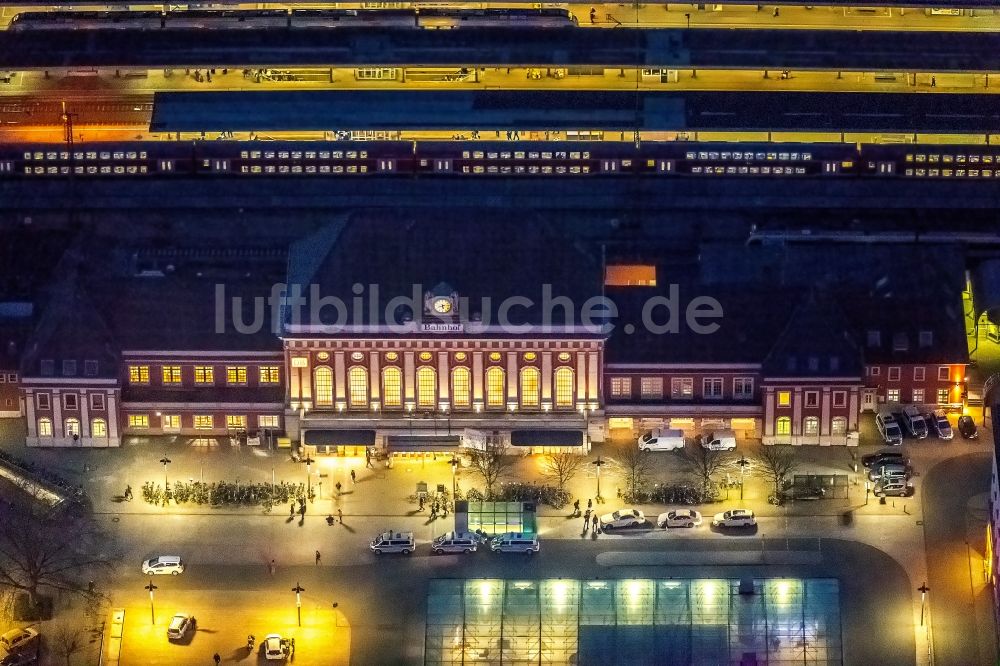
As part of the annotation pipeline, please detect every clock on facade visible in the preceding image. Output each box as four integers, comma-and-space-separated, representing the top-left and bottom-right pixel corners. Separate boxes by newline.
432, 298, 453, 314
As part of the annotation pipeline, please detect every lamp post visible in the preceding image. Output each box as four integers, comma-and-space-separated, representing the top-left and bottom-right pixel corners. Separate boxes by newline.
592, 457, 606, 503
159, 456, 171, 488
865, 480, 871, 506
449, 455, 459, 501
303, 455, 315, 497
145, 578, 158, 624
918, 582, 929, 626
292, 582, 305, 627
736, 456, 749, 500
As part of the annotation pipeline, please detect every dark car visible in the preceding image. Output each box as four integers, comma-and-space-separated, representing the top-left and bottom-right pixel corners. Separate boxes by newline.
957, 415, 979, 439
768, 485, 826, 505
862, 451, 908, 469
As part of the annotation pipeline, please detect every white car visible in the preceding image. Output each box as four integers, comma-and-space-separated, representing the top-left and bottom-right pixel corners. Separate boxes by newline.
657, 509, 703, 528
0, 628, 38, 655
263, 634, 287, 661
712, 509, 757, 528
599, 508, 645, 529
141, 555, 185, 576
166, 613, 195, 641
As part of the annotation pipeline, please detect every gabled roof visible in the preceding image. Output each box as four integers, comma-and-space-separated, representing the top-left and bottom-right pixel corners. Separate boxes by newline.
762, 293, 863, 379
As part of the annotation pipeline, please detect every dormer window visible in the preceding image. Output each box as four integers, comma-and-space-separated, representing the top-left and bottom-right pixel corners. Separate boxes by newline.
807, 357, 819, 372
62, 360, 77, 376
40, 360, 54, 376
892, 333, 909, 352
866, 330, 881, 347
919, 331, 933, 347
84, 360, 98, 377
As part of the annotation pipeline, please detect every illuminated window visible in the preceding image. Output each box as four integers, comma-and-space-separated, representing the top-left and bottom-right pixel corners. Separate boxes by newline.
419, 351, 433, 362
777, 391, 791, 407
64, 418, 80, 437
129, 365, 150, 384
610, 377, 632, 398
194, 366, 215, 384
912, 388, 924, 404
349, 366, 369, 407
452, 367, 471, 407
555, 367, 574, 407
640, 377, 662, 400
524, 352, 537, 362
226, 415, 247, 430
162, 415, 180, 430
162, 365, 181, 385
226, 366, 248, 385
417, 366, 437, 408
831, 417, 847, 435
194, 415, 214, 430
38, 418, 52, 437
129, 414, 149, 429
314, 367, 333, 407
936, 388, 949, 404
520, 367, 540, 407
385, 352, 399, 362
259, 366, 280, 384
91, 418, 107, 437
259, 415, 280, 429
776, 417, 791, 436
382, 366, 402, 407
486, 367, 505, 408
604, 264, 657, 286
454, 352, 467, 362
803, 416, 819, 436
887, 388, 900, 402
489, 352, 502, 362
558, 352, 571, 362
351, 351, 364, 362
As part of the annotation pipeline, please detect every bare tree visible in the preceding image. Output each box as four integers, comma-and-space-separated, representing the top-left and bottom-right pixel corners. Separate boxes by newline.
754, 446, 800, 499
49, 620, 86, 666
611, 443, 654, 500
542, 452, 585, 490
682, 444, 732, 497
0, 502, 116, 613
468, 439, 515, 498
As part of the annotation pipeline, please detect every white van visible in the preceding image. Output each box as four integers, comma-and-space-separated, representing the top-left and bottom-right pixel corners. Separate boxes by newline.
701, 429, 737, 451
141, 555, 185, 575
431, 531, 479, 555
370, 531, 415, 555
638, 428, 686, 452
489, 532, 540, 554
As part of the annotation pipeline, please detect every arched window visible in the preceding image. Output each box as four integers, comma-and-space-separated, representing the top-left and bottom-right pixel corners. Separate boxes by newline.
486, 367, 505, 408
520, 367, 540, 407
38, 417, 53, 437
91, 418, 107, 438
382, 366, 402, 408
451, 367, 471, 408
554, 367, 575, 408
314, 366, 333, 407
348, 366, 368, 407
417, 366, 437, 408
65, 418, 80, 438
803, 416, 819, 436
776, 417, 791, 436
831, 416, 847, 435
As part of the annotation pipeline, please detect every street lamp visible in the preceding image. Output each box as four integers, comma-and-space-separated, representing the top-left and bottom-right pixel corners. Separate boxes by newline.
918, 582, 929, 626
145, 578, 158, 624
292, 582, 305, 627
159, 456, 171, 488
303, 455, 315, 497
736, 456, 749, 500
591, 457, 606, 503
864, 480, 871, 506
449, 455, 459, 501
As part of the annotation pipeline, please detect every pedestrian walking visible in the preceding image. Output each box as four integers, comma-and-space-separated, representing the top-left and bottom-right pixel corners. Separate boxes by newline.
213, 653, 221, 665
418, 496, 425, 511
269, 560, 275, 576
124, 485, 133, 501
315, 550, 321, 565
583, 514, 589, 531
290, 502, 295, 517
931, 76, 937, 88
587, 498, 593, 510
573, 499, 580, 516
365, 448, 374, 469
592, 515, 600, 533
335, 481, 342, 496
350, 470, 356, 484
589, 7, 596, 23
338, 508, 343, 524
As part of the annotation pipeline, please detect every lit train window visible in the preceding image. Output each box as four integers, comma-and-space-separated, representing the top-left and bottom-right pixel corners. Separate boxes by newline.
929, 169, 939, 176
529, 152, 539, 159
252, 165, 262, 173
360, 165, 368, 173
905, 169, 914, 176
969, 170, 978, 177
100, 166, 110, 173
360, 151, 367, 158
582, 152, 590, 159
570, 152, 580, 159
721, 152, 731, 160
501, 152, 511, 159
778, 152, 789, 160
434, 159, 451, 171
698, 152, 707, 160
658, 160, 674, 172
251, 151, 261, 159
100, 152, 110, 160
60, 152, 69, 160
762, 167, 771, 174
292, 166, 302, 173
306, 152, 316, 159
766, 153, 776, 161
320, 152, 330, 159
823, 162, 839, 173
265, 165, 276, 173
791, 153, 800, 160
292, 152, 302, 159
542, 166, 552, 173
279, 152, 289, 159
795, 167, 805, 174
462, 166, 470, 173
332, 152, 343, 159
378, 159, 395, 171
749, 167, 759, 174
348, 165, 358, 173
555, 152, 566, 159
33, 152, 43, 160
943, 155, 953, 163
462, 151, 470, 158
241, 166, 249, 173
86, 152, 97, 159
127, 152, 137, 159
23, 152, 31, 160
241, 151, 249, 158
956, 155, 966, 163
47, 166, 57, 174
501, 166, 511, 174
347, 151, 357, 158
733, 152, 743, 160
488, 166, 499, 173
487, 152, 498, 159
74, 166, 84, 174
970, 155, 980, 163
474, 166, 484, 173
943, 169, 953, 176
708, 152, 719, 160
755, 152, 765, 160
956, 169, 965, 177
73, 152, 83, 160
622, 159, 632, 167
929, 155, 940, 163
320, 166, 330, 173
570, 166, 580, 174
555, 166, 565, 174
685, 152, 696, 160
473, 151, 484, 159
514, 152, 525, 159
984, 156, 994, 163
113, 152, 124, 159
46, 152, 57, 160
582, 166, 591, 173
87, 166, 97, 174
515, 166, 525, 173
127, 166, 137, 174
140, 166, 147, 173
265, 151, 275, 159
726, 166, 736, 174
803, 153, 812, 160
529, 166, 539, 173
692, 167, 702, 174
739, 166, 748, 174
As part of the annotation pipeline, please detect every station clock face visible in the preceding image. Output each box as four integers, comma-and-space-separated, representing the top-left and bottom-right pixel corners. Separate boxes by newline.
433, 298, 453, 314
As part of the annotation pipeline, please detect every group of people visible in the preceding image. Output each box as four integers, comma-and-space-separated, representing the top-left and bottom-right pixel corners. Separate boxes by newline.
417, 495, 449, 519
572, 498, 603, 534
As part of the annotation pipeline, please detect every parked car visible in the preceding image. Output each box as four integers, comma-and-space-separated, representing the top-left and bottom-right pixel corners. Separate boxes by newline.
0, 651, 36, 666
370, 531, 414, 555
0, 629, 38, 656
263, 634, 287, 661
769, 485, 826, 505
867, 463, 910, 483
657, 509, 702, 528
874, 480, 915, 497
712, 509, 756, 528
166, 613, 195, 641
861, 451, 908, 469
599, 508, 646, 529
876, 412, 904, 446
900, 405, 928, 439
701, 429, 737, 451
489, 532, 540, 553
431, 531, 478, 554
141, 555, 185, 576
958, 415, 979, 439
925, 412, 953, 440
638, 428, 685, 452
